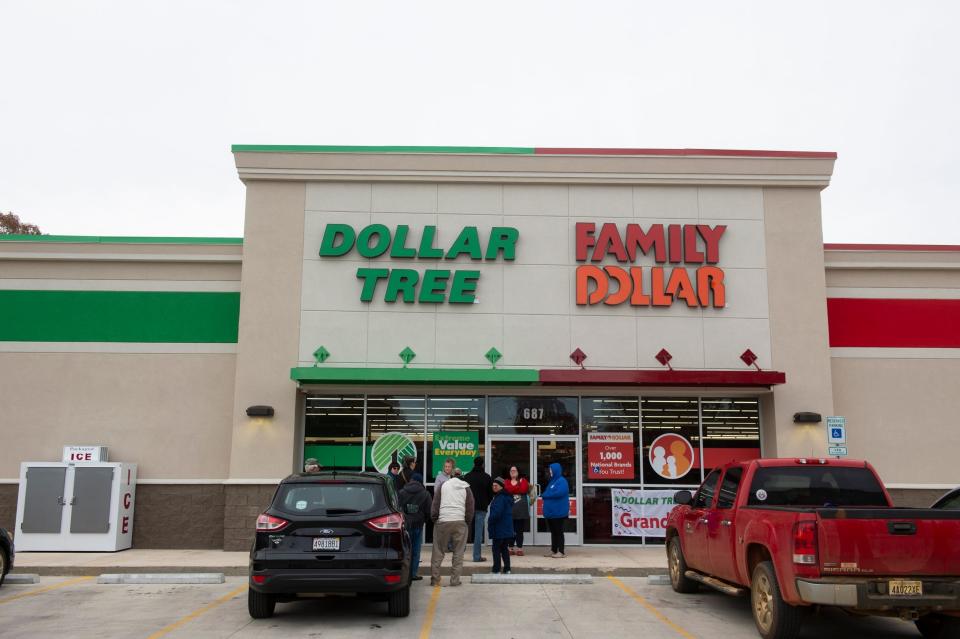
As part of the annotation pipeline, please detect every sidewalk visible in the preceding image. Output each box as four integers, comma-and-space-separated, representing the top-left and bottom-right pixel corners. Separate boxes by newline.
12, 546, 667, 577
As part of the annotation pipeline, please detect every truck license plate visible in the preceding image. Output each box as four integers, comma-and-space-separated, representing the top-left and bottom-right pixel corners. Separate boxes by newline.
888, 580, 922, 596
313, 537, 340, 551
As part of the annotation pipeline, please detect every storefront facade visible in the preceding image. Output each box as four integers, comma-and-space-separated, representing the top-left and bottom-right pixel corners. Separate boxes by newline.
2, 146, 958, 550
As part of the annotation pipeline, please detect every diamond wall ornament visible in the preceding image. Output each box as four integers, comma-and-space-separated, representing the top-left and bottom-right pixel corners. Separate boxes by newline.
740, 348, 761, 371
485, 347, 502, 368
313, 345, 330, 365
569, 348, 587, 368
655, 348, 673, 370
399, 346, 416, 368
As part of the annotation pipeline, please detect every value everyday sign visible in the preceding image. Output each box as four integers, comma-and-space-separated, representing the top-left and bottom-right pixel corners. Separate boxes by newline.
432, 431, 479, 475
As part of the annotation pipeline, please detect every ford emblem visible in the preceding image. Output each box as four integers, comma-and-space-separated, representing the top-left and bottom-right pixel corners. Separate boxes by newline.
320, 528, 334, 535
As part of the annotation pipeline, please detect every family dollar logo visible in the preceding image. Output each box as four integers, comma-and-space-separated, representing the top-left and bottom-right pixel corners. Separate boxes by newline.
648, 433, 695, 480
370, 432, 418, 473
574, 222, 726, 308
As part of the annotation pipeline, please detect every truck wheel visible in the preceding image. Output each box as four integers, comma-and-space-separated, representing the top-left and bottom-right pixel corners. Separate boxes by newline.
916, 614, 960, 639
387, 586, 410, 618
248, 588, 276, 619
667, 537, 698, 593
750, 561, 804, 639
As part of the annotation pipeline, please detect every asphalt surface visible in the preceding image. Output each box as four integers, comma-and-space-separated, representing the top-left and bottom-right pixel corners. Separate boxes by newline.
0, 575, 923, 638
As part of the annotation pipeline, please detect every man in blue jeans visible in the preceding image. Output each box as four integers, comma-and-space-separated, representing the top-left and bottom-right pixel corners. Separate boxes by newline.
463, 456, 493, 562
397, 472, 431, 580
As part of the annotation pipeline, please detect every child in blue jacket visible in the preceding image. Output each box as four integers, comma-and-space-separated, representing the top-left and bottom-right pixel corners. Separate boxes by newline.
488, 477, 515, 574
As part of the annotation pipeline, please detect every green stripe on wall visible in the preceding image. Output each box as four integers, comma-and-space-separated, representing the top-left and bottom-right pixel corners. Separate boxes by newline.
291, 367, 539, 385
0, 235, 242, 245
0, 291, 240, 343
231, 145, 535, 155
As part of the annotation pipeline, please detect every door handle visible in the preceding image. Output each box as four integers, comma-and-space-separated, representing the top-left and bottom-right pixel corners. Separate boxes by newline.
57, 496, 65, 506
720, 520, 732, 527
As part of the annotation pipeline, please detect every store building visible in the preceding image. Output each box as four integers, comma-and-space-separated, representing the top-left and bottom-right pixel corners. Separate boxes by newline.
1, 146, 958, 550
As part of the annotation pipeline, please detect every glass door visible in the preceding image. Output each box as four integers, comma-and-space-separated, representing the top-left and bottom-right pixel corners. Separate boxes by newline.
533, 437, 580, 547
489, 436, 580, 547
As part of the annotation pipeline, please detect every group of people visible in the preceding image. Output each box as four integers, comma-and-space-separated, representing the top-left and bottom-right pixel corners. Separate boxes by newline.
393, 455, 571, 587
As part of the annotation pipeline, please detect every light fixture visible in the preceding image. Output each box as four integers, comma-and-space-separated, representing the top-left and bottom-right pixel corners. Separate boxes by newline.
570, 348, 587, 368
246, 405, 275, 418
740, 348, 761, 371
793, 412, 821, 424
655, 348, 673, 370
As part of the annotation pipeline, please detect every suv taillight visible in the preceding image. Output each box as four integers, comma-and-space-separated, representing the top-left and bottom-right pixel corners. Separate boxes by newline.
793, 521, 817, 565
365, 513, 404, 532
256, 513, 290, 532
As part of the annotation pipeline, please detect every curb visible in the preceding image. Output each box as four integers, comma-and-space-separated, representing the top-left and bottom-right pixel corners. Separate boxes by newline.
4, 573, 40, 584
97, 573, 226, 584
18, 566, 666, 578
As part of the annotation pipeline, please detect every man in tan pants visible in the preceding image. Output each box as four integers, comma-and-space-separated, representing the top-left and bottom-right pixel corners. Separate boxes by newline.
430, 463, 475, 587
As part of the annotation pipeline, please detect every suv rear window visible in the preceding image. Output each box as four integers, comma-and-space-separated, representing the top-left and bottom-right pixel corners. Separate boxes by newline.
274, 483, 385, 516
747, 466, 888, 507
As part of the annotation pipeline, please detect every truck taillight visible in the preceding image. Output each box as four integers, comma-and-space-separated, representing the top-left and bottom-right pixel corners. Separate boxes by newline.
793, 521, 817, 565
365, 513, 404, 532
256, 513, 290, 532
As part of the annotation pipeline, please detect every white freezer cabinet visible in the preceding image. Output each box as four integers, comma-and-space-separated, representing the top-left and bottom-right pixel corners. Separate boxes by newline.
14, 462, 137, 551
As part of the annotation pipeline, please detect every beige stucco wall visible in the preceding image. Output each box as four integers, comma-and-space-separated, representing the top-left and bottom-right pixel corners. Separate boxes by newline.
762, 188, 835, 458
0, 352, 236, 479
227, 181, 307, 479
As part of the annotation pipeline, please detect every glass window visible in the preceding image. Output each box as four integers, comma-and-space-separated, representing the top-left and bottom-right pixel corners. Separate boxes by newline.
716, 466, 744, 509
701, 398, 761, 471
583, 487, 645, 544
364, 396, 425, 475
488, 396, 579, 435
581, 397, 640, 484
693, 470, 721, 509
746, 466, 888, 507
303, 395, 364, 471
936, 490, 960, 510
273, 483, 384, 516
426, 397, 485, 482
641, 398, 701, 486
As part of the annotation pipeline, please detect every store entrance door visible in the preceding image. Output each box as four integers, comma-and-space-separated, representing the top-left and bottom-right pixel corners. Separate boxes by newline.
488, 436, 580, 547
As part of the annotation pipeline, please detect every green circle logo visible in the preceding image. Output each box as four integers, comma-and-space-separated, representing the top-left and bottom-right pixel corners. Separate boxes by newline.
370, 432, 417, 473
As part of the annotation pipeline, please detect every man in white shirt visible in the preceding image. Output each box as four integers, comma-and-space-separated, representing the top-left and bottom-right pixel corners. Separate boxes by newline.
429, 473, 475, 586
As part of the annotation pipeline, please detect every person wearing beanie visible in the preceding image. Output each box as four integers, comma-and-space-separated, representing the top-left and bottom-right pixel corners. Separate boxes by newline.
397, 471, 431, 581
487, 477, 515, 574
463, 456, 493, 562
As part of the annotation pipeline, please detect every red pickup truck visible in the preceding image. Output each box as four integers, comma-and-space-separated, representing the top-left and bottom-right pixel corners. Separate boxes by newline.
665, 458, 960, 639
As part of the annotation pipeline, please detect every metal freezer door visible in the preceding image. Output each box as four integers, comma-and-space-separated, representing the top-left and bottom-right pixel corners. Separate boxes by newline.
21, 466, 67, 533
69, 466, 114, 533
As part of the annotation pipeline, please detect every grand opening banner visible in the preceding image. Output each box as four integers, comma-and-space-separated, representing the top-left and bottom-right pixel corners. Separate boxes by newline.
611, 489, 676, 537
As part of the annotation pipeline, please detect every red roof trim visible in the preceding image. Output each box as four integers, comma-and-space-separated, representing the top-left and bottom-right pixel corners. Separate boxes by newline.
825, 243, 960, 252
534, 148, 837, 159
538, 369, 786, 387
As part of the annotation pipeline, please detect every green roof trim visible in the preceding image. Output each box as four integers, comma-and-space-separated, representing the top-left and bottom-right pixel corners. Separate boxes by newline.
0, 234, 243, 245
232, 144, 535, 155
291, 367, 539, 385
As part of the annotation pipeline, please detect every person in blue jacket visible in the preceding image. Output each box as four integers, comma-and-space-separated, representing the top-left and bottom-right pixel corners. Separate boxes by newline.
541, 462, 570, 558
487, 477, 515, 574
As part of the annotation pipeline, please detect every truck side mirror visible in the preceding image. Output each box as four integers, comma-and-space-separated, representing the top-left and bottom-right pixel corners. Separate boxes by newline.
674, 490, 693, 506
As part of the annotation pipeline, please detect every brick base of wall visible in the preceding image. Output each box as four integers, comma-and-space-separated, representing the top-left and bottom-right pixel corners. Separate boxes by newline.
0, 484, 17, 535
133, 484, 225, 549
223, 485, 277, 551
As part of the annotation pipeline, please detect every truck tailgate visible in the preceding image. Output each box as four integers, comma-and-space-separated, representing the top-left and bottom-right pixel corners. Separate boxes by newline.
817, 508, 960, 576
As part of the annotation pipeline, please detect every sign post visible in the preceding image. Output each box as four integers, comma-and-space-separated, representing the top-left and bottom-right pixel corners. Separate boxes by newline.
826, 416, 847, 457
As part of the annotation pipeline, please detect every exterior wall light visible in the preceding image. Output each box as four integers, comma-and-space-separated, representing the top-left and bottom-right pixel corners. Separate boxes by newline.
655, 348, 673, 370
793, 412, 822, 424
246, 405, 275, 418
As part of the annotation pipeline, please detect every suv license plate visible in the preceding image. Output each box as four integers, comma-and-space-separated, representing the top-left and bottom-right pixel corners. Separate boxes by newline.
313, 537, 340, 551
888, 580, 923, 596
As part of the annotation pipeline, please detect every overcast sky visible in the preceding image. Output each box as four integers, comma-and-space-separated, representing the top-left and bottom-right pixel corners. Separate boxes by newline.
2, 2, 958, 243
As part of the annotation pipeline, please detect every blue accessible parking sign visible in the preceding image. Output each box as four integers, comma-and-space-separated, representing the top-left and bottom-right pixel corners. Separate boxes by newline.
826, 416, 846, 445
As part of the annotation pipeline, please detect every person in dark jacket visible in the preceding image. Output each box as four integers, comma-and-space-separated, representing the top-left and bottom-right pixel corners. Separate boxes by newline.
397, 455, 417, 489
487, 477, 515, 574
463, 456, 493, 562
541, 462, 570, 558
398, 472, 431, 580
387, 461, 403, 491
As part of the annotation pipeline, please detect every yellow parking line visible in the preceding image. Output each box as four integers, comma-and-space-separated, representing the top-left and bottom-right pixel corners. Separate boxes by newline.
145, 584, 247, 639
418, 584, 442, 639
607, 575, 696, 639
0, 576, 94, 605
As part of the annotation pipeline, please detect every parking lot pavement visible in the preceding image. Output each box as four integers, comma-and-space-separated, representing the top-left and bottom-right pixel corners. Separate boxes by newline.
0, 575, 924, 638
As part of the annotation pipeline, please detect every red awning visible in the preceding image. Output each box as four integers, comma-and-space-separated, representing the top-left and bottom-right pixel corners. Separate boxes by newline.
538, 369, 785, 387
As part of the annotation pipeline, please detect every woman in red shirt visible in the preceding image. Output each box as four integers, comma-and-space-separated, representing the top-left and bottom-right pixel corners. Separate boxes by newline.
504, 466, 530, 555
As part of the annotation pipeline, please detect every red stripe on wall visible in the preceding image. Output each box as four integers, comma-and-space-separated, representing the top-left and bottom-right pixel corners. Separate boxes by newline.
827, 298, 960, 347
824, 243, 960, 252
534, 148, 837, 159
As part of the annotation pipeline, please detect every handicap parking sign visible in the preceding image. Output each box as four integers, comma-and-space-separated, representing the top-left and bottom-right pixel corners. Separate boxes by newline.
826, 416, 846, 444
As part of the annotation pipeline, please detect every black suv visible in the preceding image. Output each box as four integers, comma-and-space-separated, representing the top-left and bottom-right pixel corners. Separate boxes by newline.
248, 471, 411, 618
